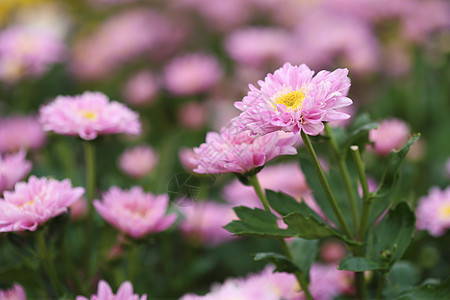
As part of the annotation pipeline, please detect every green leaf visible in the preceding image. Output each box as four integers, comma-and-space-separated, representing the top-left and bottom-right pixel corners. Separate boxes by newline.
342, 113, 379, 156
224, 206, 296, 238
266, 190, 321, 221
368, 203, 415, 267
283, 212, 360, 245
338, 257, 387, 272
254, 252, 299, 273
288, 238, 318, 281
383, 261, 420, 299
375, 134, 420, 198
394, 278, 450, 300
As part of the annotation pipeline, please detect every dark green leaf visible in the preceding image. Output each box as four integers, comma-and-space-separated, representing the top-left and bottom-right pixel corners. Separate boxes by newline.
288, 238, 318, 281
368, 203, 415, 267
224, 206, 296, 238
338, 257, 387, 272
342, 113, 378, 155
266, 190, 321, 221
383, 261, 420, 299
254, 252, 299, 273
394, 278, 450, 300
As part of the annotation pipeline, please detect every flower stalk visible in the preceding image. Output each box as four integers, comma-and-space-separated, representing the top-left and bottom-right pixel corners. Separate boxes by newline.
37, 230, 64, 296
83, 141, 96, 277
248, 174, 313, 300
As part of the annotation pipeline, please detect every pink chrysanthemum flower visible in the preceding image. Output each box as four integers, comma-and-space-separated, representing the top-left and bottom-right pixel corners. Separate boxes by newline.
179, 201, 236, 247
163, 53, 222, 96
0, 283, 26, 300
232, 62, 352, 136
39, 91, 141, 140
122, 71, 158, 106
76, 280, 147, 300
0, 26, 65, 83
416, 186, 450, 237
368, 118, 410, 156
0, 176, 84, 232
118, 145, 158, 179
93, 187, 176, 239
192, 126, 298, 174
0, 115, 47, 153
0, 150, 32, 194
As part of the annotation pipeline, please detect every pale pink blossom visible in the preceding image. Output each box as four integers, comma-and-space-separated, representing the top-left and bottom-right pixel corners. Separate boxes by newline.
178, 147, 199, 172
94, 187, 176, 239
0, 151, 32, 194
320, 240, 347, 263
232, 63, 353, 136
224, 27, 291, 68
0, 283, 26, 300
0, 115, 46, 153
118, 145, 158, 179
76, 280, 146, 300
369, 118, 410, 156
0, 26, 65, 83
163, 53, 222, 96
0, 176, 84, 232
179, 201, 236, 246
306, 263, 353, 300
416, 186, 450, 237
39, 91, 141, 140
70, 197, 88, 221
192, 126, 298, 174
177, 102, 207, 129
122, 71, 158, 106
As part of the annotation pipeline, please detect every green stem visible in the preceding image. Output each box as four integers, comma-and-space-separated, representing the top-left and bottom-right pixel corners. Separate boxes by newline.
37, 230, 64, 296
350, 146, 371, 240
355, 271, 368, 299
300, 131, 353, 239
324, 124, 359, 234
376, 271, 386, 299
248, 174, 313, 300
62, 240, 85, 294
83, 141, 96, 277
128, 245, 138, 282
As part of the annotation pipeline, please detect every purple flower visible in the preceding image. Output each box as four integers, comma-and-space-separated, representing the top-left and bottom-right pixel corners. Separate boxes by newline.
76, 280, 146, 300
192, 126, 298, 174
0, 176, 84, 232
94, 187, 176, 239
0, 150, 32, 194
39, 91, 141, 140
416, 186, 450, 237
232, 63, 352, 136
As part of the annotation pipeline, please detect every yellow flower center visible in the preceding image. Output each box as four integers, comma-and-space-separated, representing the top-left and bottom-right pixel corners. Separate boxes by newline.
275, 90, 305, 110
439, 204, 450, 219
78, 110, 98, 120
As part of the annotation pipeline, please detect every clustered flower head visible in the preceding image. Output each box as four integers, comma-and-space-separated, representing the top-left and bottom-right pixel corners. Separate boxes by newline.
39, 91, 141, 140
0, 25, 65, 83
0, 115, 47, 153
232, 62, 352, 136
0, 176, 84, 232
179, 201, 236, 247
118, 145, 158, 179
76, 280, 146, 300
93, 186, 176, 239
0, 150, 32, 194
369, 118, 410, 156
416, 186, 450, 237
0, 283, 26, 300
192, 126, 298, 174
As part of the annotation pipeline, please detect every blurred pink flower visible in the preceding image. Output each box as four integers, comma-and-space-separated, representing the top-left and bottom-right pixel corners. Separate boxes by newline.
192, 126, 297, 174
179, 201, 236, 247
76, 280, 146, 300
178, 147, 199, 172
177, 102, 207, 129
39, 91, 141, 140
0, 115, 46, 153
232, 63, 353, 136
0, 283, 26, 300
307, 263, 353, 300
0, 176, 84, 232
94, 187, 176, 239
0, 26, 65, 83
70, 197, 89, 221
163, 53, 222, 96
320, 240, 347, 263
122, 71, 158, 106
368, 118, 410, 156
416, 186, 450, 237
118, 145, 158, 179
224, 27, 291, 68
0, 150, 32, 194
